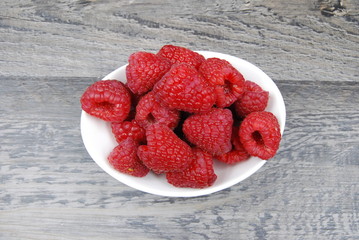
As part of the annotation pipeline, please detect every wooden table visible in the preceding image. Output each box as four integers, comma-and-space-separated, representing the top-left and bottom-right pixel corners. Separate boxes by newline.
1, 1, 358, 239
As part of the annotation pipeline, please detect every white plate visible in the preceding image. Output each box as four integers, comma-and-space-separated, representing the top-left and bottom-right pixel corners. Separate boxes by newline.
80, 51, 286, 197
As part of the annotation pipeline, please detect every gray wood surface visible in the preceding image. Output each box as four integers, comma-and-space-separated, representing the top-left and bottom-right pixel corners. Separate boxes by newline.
1, 1, 358, 239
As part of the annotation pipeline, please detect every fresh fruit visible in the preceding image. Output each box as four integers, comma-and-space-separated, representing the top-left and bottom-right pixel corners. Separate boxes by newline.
239, 111, 281, 160
80, 80, 131, 122
234, 81, 269, 117
135, 91, 180, 129
157, 45, 205, 69
166, 148, 217, 188
126, 51, 172, 95
199, 58, 246, 108
183, 108, 233, 155
111, 120, 146, 144
137, 123, 194, 174
217, 127, 250, 164
154, 63, 216, 113
108, 138, 149, 177
81, 45, 283, 188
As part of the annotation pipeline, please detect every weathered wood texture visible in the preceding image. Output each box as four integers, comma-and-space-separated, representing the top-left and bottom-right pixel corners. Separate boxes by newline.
1, 77, 358, 239
1, 0, 359, 240
0, 0, 358, 81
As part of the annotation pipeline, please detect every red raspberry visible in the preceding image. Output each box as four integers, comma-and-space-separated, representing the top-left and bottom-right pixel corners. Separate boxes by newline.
183, 108, 233, 155
126, 51, 171, 95
199, 58, 246, 108
154, 63, 216, 114
111, 120, 146, 144
239, 111, 281, 160
80, 80, 131, 122
166, 148, 217, 188
135, 91, 180, 129
137, 123, 194, 173
217, 127, 250, 164
157, 45, 205, 69
234, 81, 269, 117
108, 138, 149, 177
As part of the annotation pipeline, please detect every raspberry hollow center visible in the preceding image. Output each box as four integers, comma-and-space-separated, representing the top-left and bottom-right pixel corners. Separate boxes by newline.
223, 80, 232, 94
252, 131, 264, 146
146, 113, 156, 123
96, 101, 114, 111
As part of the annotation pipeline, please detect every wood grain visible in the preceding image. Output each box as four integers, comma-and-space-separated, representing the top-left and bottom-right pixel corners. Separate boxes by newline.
1, 1, 359, 239
0, 0, 358, 81
1, 77, 358, 239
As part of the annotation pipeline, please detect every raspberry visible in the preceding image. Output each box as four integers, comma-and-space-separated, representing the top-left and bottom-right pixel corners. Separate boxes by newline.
81, 45, 282, 189
217, 127, 250, 164
135, 91, 180, 129
108, 138, 149, 177
80, 80, 131, 122
244, 80, 263, 92
126, 51, 171, 95
157, 45, 205, 69
183, 108, 233, 155
137, 123, 194, 173
199, 58, 246, 108
154, 63, 216, 114
111, 120, 146, 144
234, 81, 269, 117
166, 148, 217, 188
239, 111, 281, 160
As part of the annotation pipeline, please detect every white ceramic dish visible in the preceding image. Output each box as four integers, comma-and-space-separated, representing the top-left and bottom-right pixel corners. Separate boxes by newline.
80, 51, 286, 197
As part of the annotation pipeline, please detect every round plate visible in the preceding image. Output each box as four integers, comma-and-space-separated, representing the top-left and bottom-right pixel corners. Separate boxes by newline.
80, 51, 286, 197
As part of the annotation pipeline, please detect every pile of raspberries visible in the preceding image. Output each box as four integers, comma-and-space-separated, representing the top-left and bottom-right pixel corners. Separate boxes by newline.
81, 45, 281, 189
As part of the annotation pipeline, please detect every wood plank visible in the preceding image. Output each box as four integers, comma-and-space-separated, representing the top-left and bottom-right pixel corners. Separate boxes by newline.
1, 76, 358, 239
0, 0, 358, 81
